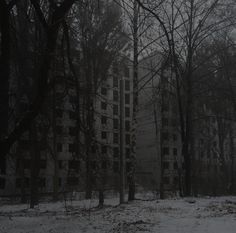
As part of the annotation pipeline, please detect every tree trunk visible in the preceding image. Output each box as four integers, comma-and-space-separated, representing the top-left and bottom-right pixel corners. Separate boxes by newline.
30, 123, 40, 208
129, 0, 139, 202
0, 1, 10, 176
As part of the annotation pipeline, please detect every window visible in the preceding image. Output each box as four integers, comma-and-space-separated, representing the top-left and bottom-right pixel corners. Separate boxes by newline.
113, 104, 118, 115
69, 110, 76, 120
101, 87, 107, 95
58, 160, 63, 169
102, 161, 107, 170
19, 140, 30, 150
69, 160, 80, 170
162, 147, 169, 155
23, 159, 31, 169
126, 162, 131, 172
125, 80, 130, 91
101, 116, 107, 125
69, 143, 76, 153
162, 132, 169, 140
56, 125, 63, 134
101, 102, 107, 110
125, 121, 130, 131
113, 119, 119, 129
113, 147, 119, 157
162, 118, 168, 126
67, 177, 79, 186
57, 143, 62, 152
39, 178, 46, 188
163, 162, 169, 169
125, 134, 130, 145
69, 127, 76, 136
173, 148, 177, 156
162, 104, 169, 112
69, 96, 77, 105
91, 145, 97, 153
55, 109, 63, 118
101, 145, 107, 154
17, 177, 30, 188
16, 178, 22, 188
58, 178, 62, 187
40, 160, 47, 169
174, 176, 179, 185
113, 90, 119, 102
91, 161, 97, 170
124, 66, 129, 77
125, 94, 130, 104
174, 162, 178, 170
113, 133, 119, 144
173, 134, 177, 141
125, 107, 130, 117
172, 119, 177, 127
0, 177, 5, 189
113, 161, 119, 173
0, 156, 6, 174
101, 131, 107, 139
163, 176, 170, 184
113, 76, 118, 88
126, 148, 131, 158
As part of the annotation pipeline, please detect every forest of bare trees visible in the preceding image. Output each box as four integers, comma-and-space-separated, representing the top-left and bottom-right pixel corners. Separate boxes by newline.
1, 0, 236, 210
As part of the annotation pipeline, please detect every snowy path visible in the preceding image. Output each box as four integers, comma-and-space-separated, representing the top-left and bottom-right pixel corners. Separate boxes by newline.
0, 196, 236, 233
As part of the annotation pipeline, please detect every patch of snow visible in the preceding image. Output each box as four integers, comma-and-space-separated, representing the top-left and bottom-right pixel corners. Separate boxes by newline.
0, 196, 236, 233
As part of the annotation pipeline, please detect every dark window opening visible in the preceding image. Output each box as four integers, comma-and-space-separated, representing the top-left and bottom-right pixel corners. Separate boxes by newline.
113, 119, 119, 129
125, 134, 130, 145
56, 125, 63, 134
67, 177, 79, 186
101, 87, 107, 95
69, 143, 76, 153
55, 109, 63, 118
101, 145, 107, 154
113, 161, 119, 173
162, 147, 169, 155
101, 102, 107, 110
125, 80, 130, 91
125, 107, 130, 117
162, 118, 168, 126
113, 147, 119, 157
69, 127, 76, 136
113, 104, 118, 115
102, 161, 107, 169
101, 116, 107, 125
113, 133, 119, 144
0, 156, 6, 174
58, 160, 63, 169
57, 143, 62, 152
173, 148, 177, 156
163, 162, 169, 169
113, 76, 118, 88
126, 148, 131, 158
38, 178, 46, 188
0, 178, 5, 189
113, 90, 119, 102
23, 159, 31, 169
40, 160, 47, 169
69, 110, 76, 120
125, 121, 130, 131
162, 132, 169, 140
69, 160, 80, 171
101, 131, 107, 139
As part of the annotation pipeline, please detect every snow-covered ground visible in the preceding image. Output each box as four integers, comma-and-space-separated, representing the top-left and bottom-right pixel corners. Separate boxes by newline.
1, 194, 236, 233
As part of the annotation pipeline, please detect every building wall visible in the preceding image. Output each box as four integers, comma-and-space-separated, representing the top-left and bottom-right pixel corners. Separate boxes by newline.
0, 62, 133, 197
